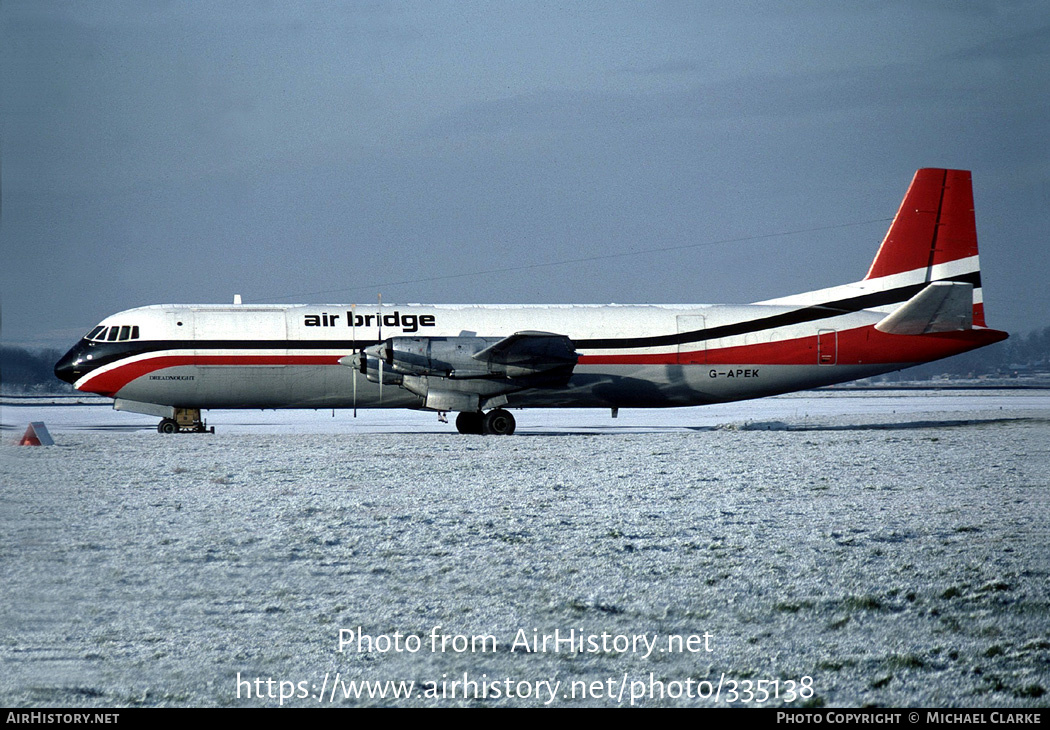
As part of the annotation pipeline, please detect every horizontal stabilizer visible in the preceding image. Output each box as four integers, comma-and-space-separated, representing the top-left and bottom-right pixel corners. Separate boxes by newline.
875, 282, 974, 335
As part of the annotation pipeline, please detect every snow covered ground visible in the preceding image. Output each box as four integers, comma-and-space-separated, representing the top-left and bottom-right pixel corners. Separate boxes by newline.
2, 391, 1048, 707
4, 388, 1050, 435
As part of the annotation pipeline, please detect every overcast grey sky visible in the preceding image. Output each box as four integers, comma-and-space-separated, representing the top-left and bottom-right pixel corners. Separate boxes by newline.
3, 1, 1048, 349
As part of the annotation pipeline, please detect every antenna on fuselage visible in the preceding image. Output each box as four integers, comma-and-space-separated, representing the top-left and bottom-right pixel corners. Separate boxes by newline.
377, 293, 384, 404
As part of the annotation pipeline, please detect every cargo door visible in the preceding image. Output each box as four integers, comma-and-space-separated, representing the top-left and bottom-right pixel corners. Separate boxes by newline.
192, 307, 289, 406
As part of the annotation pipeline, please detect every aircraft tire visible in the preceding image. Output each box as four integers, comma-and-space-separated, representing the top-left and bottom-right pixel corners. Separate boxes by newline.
158, 418, 179, 434
482, 408, 516, 436
455, 411, 484, 435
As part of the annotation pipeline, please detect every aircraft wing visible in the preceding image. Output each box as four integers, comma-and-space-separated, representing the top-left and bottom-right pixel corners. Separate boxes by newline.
472, 331, 579, 374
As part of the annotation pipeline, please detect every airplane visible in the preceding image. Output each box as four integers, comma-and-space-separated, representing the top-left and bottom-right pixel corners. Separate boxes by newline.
54, 169, 1008, 435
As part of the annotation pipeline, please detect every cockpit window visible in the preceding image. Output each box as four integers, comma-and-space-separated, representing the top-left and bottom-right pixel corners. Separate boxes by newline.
88, 324, 141, 342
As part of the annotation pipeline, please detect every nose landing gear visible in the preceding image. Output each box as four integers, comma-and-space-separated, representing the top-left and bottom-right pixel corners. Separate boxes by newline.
157, 408, 213, 434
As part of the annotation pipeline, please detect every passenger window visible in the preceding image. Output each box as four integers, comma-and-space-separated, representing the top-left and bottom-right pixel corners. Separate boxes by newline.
119, 325, 132, 341
107, 327, 120, 341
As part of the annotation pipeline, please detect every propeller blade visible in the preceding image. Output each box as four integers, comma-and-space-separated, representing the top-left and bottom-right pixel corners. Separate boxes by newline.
351, 304, 357, 417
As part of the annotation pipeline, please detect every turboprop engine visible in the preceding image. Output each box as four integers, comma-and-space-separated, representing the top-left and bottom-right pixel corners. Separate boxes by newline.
366, 337, 499, 379
364, 335, 577, 379
339, 332, 579, 413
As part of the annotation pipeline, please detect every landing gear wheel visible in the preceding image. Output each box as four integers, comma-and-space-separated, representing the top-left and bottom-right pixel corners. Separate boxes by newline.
455, 411, 484, 435
482, 408, 516, 435
158, 418, 179, 434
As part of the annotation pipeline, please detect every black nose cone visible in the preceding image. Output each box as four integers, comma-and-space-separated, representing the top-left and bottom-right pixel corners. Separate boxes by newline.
54, 347, 82, 385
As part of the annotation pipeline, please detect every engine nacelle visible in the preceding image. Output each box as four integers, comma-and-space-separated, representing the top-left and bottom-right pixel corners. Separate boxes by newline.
340, 351, 404, 385
366, 337, 500, 379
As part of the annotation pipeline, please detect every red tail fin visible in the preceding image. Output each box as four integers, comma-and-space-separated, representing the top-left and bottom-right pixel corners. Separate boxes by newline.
866, 169, 985, 325
866, 169, 980, 279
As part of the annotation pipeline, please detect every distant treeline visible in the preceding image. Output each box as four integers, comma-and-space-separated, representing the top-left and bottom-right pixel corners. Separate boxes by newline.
1, 346, 73, 393
878, 324, 1050, 381
2, 326, 1048, 392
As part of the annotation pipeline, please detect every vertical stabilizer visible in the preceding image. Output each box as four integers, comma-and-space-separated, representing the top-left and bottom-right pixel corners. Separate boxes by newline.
865, 169, 985, 326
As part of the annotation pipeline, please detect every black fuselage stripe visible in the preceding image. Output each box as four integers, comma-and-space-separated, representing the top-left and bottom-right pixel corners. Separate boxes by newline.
578, 272, 980, 349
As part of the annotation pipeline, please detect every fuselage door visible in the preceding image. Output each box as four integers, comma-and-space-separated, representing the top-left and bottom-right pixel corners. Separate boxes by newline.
676, 315, 706, 364
818, 328, 837, 365
189, 307, 290, 407
169, 309, 194, 345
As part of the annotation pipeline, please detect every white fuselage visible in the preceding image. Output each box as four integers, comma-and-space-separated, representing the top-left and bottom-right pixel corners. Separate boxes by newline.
59, 295, 968, 413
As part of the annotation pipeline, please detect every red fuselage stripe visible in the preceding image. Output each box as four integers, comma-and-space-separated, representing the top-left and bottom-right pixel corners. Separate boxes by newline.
580, 325, 1005, 365
79, 324, 1007, 397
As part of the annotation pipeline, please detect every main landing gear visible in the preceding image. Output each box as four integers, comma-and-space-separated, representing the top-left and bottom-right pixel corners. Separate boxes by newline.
157, 408, 213, 434
455, 408, 516, 435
